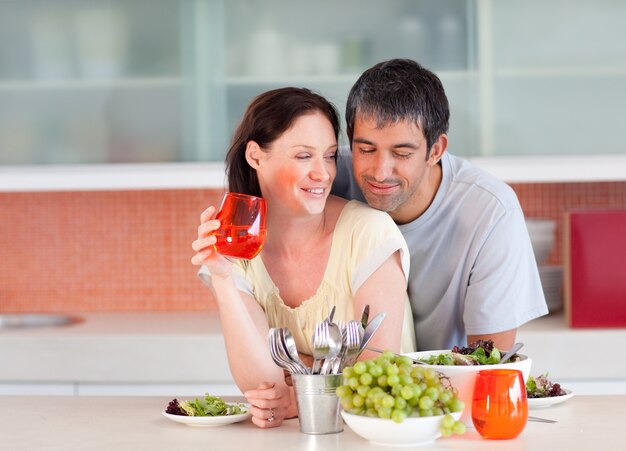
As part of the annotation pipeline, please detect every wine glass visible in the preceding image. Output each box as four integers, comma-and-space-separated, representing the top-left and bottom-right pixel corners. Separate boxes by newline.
472, 369, 528, 440
213, 192, 267, 260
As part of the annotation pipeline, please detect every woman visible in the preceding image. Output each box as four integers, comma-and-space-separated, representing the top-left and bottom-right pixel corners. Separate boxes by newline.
191, 87, 414, 428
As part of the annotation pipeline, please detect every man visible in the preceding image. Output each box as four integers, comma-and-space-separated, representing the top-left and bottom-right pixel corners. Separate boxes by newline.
332, 59, 548, 351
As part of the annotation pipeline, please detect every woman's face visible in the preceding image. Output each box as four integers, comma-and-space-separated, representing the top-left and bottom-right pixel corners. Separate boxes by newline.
254, 111, 337, 217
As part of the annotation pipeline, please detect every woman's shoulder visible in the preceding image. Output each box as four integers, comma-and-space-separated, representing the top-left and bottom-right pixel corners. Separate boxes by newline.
339, 198, 396, 223
329, 198, 410, 280
329, 199, 401, 240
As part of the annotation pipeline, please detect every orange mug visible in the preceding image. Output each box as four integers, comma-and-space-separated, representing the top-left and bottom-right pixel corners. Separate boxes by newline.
472, 369, 528, 440
213, 192, 267, 260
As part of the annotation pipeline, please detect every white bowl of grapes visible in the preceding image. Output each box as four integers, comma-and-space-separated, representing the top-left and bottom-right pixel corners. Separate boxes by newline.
337, 351, 466, 446
406, 340, 532, 426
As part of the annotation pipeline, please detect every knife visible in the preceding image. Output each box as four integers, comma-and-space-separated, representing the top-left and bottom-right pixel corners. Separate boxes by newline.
358, 312, 386, 352
359, 304, 370, 332
325, 305, 336, 324
365, 346, 427, 365
343, 311, 386, 367
528, 416, 557, 423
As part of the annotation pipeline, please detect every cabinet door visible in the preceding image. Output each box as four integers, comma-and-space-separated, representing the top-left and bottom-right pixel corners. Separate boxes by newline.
0, 0, 184, 164
485, 0, 626, 157
221, 0, 477, 153
1, 0, 477, 165
4, 0, 626, 168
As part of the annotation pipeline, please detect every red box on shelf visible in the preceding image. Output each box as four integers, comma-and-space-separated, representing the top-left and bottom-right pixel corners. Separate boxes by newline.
564, 209, 626, 327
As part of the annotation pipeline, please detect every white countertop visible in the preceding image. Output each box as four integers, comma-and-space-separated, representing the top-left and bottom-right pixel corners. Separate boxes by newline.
517, 313, 626, 380
0, 394, 623, 451
2, 311, 625, 390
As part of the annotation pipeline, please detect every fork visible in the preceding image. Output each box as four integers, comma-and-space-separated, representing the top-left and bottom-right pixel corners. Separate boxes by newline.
333, 320, 362, 372
311, 321, 330, 374
338, 320, 363, 370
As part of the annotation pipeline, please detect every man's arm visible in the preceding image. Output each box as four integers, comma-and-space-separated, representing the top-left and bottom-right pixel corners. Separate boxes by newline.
464, 208, 548, 347
468, 328, 516, 351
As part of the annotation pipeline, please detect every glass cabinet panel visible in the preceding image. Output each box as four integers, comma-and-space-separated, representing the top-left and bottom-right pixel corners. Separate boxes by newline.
1, 0, 625, 168
488, 0, 626, 156
0, 0, 183, 164
0, 0, 477, 165
221, 0, 476, 152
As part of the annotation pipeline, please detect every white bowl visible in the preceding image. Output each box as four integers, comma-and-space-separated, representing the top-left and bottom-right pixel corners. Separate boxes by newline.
405, 350, 532, 426
341, 410, 462, 447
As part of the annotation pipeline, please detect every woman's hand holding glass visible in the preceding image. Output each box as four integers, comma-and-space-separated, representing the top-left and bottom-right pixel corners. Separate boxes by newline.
192, 192, 267, 276
191, 205, 234, 278
212, 192, 267, 260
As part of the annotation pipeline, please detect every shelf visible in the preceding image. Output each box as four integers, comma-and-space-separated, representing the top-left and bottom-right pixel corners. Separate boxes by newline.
2, 154, 626, 192
495, 65, 626, 78
468, 154, 626, 183
0, 76, 182, 92
0, 162, 226, 191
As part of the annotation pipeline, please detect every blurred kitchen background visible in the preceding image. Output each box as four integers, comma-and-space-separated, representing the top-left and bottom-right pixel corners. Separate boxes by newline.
1, 0, 625, 396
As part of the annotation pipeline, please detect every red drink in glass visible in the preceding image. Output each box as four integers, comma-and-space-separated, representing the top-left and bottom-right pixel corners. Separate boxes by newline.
214, 192, 267, 260
472, 369, 528, 440
213, 225, 267, 260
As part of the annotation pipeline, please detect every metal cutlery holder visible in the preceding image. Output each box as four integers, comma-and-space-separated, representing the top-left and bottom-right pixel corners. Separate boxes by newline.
292, 373, 343, 434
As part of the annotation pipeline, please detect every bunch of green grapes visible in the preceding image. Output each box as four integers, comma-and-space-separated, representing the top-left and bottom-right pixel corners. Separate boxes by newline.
336, 351, 466, 436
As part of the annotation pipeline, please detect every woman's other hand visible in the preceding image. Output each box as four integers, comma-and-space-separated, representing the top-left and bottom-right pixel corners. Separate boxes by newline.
191, 206, 232, 277
244, 381, 295, 428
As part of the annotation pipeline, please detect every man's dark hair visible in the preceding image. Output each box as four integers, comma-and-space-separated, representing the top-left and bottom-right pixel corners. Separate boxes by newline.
345, 59, 449, 155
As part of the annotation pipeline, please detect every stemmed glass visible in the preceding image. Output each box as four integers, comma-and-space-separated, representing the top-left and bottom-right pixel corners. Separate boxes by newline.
472, 369, 528, 440
213, 192, 267, 260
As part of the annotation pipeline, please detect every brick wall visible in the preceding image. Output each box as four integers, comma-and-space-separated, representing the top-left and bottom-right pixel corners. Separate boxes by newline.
512, 182, 626, 265
1, 182, 625, 313
0, 189, 224, 313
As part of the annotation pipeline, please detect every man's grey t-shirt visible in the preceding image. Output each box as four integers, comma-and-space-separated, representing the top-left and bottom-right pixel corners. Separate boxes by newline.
333, 147, 548, 350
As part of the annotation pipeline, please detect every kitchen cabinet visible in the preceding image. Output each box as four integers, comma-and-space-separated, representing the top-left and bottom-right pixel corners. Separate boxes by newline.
1, 0, 626, 185
0, 0, 472, 166
0, 0, 187, 165
484, 0, 626, 157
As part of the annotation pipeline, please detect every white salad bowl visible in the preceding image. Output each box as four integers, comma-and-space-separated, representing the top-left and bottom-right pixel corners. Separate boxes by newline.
405, 350, 532, 426
341, 410, 462, 447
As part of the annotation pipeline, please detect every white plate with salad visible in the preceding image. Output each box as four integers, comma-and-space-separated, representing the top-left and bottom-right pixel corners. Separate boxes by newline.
527, 389, 575, 409
526, 374, 574, 409
162, 394, 250, 427
161, 409, 251, 427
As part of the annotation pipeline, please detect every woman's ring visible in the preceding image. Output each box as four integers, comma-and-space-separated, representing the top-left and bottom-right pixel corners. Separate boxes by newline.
268, 408, 275, 423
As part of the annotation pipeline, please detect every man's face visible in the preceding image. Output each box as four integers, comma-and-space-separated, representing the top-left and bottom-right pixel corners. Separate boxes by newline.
351, 116, 443, 224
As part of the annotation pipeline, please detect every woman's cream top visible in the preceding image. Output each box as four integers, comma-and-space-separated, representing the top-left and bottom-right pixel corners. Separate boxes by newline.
199, 200, 416, 355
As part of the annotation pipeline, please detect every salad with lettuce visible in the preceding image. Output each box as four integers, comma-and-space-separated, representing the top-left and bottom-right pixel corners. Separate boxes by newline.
526, 373, 567, 398
418, 340, 521, 366
165, 393, 248, 417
